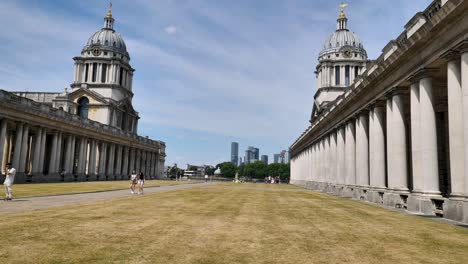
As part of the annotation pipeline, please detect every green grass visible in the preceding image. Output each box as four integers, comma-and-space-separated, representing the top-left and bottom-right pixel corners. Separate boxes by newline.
7, 180, 191, 198
0, 183, 467, 263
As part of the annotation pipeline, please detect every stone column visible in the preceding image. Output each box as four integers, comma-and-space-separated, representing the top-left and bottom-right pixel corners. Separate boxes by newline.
461, 50, 468, 197
38, 129, 46, 174
129, 148, 136, 174
76, 137, 87, 180
88, 140, 97, 181
32, 128, 42, 174
135, 149, 141, 173
55, 132, 63, 175
11, 123, 23, 170
121, 146, 130, 179
0, 119, 7, 175
107, 144, 116, 179
356, 111, 369, 188
337, 126, 346, 185
345, 119, 356, 187
115, 145, 123, 179
410, 82, 422, 193
98, 142, 108, 180
389, 92, 409, 192
48, 132, 59, 177
330, 131, 337, 185
446, 56, 465, 197
369, 104, 386, 190
415, 76, 440, 195
18, 125, 30, 175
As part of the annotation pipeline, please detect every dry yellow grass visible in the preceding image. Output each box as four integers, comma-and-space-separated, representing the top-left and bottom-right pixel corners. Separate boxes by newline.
0, 183, 467, 264
8, 180, 190, 198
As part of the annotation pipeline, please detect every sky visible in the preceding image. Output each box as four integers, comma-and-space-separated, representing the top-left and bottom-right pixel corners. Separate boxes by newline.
0, 0, 433, 167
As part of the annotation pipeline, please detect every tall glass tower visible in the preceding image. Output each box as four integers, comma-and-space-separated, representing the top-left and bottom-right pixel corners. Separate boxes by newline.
231, 142, 239, 166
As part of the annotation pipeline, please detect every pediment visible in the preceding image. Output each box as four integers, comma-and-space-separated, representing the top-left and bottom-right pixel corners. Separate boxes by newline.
68, 88, 108, 105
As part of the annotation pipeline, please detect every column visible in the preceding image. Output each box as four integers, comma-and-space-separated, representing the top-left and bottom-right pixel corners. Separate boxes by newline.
135, 149, 141, 173
0, 120, 8, 174
121, 146, 130, 179
12, 123, 23, 171
340, 65, 345, 87
38, 129, 46, 174
345, 119, 356, 185
330, 131, 337, 184
390, 92, 409, 192
129, 148, 136, 174
356, 112, 369, 187
115, 145, 123, 179
55, 132, 63, 173
447, 56, 465, 197
18, 125, 30, 174
336, 126, 346, 185
64, 135, 72, 174
32, 128, 42, 174
76, 138, 86, 177
418, 77, 440, 195
48, 132, 59, 175
98, 142, 108, 179
369, 104, 386, 189
410, 82, 421, 192
88, 140, 97, 180
107, 144, 115, 178
461, 50, 468, 196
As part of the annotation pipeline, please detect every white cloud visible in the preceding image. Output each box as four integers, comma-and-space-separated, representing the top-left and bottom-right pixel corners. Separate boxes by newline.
164, 25, 177, 34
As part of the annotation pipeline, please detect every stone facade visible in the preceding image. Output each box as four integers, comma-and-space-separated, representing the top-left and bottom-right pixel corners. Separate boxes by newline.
290, 0, 468, 223
0, 6, 165, 183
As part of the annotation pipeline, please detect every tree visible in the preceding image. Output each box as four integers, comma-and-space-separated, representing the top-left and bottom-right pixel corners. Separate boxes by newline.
205, 167, 215, 176
216, 162, 237, 178
188, 165, 198, 171
244, 161, 268, 179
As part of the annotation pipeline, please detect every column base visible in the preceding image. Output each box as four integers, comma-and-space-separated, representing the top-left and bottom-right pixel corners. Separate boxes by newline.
407, 194, 444, 216
14, 172, 28, 183
342, 186, 355, 198
64, 173, 75, 182
383, 191, 409, 209
367, 190, 386, 204
443, 198, 468, 222
352, 187, 369, 201
88, 174, 98, 182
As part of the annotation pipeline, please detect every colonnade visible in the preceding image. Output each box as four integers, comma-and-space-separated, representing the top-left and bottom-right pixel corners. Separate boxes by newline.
291, 48, 468, 221
0, 118, 164, 183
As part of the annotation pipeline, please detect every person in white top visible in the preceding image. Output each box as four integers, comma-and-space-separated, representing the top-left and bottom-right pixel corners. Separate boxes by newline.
130, 170, 138, 194
204, 174, 208, 182
4, 163, 16, 201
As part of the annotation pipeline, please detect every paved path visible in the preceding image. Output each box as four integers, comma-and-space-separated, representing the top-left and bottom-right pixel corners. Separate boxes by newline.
0, 182, 216, 214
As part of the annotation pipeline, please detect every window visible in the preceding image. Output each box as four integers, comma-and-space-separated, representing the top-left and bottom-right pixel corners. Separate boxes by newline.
119, 67, 124, 86
101, 64, 107, 83
335, 66, 340, 85
345, 65, 350, 86
77, 97, 89, 119
355, 66, 359, 78
92, 63, 97, 82
336, 54, 339, 57
84, 64, 89, 82
113, 42, 116, 47
105, 40, 109, 45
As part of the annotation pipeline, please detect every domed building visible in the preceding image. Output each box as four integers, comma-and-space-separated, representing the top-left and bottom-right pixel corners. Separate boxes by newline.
312, 4, 368, 120
0, 5, 165, 183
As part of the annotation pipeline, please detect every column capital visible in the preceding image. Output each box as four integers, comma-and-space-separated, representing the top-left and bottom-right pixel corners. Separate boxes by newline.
408, 68, 438, 83
454, 39, 468, 54
440, 50, 461, 61
369, 99, 386, 109
385, 87, 408, 98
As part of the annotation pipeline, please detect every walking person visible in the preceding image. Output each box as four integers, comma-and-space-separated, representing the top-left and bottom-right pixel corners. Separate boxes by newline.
137, 172, 145, 194
204, 174, 208, 182
3, 163, 16, 201
130, 170, 137, 194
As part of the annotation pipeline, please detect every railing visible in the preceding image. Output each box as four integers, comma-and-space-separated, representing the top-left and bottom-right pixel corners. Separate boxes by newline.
424, 0, 442, 19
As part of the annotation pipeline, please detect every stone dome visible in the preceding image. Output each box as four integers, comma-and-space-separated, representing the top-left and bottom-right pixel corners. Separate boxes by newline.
84, 29, 128, 55
324, 30, 363, 51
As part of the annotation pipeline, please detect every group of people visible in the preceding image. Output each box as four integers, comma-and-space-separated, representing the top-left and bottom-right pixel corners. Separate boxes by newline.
130, 170, 145, 194
264, 176, 280, 184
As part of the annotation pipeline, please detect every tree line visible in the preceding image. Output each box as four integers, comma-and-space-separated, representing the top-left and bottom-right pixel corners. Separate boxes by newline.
215, 161, 290, 182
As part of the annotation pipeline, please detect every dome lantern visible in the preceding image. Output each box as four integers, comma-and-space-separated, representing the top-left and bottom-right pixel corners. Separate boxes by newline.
104, 2, 114, 30
337, 3, 349, 31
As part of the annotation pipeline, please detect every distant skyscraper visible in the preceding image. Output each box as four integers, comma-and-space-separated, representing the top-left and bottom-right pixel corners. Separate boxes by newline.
274, 154, 280, 164
261, 155, 268, 164
245, 149, 252, 164
284, 151, 290, 163
239, 157, 243, 165
254, 148, 260, 160
231, 142, 239, 166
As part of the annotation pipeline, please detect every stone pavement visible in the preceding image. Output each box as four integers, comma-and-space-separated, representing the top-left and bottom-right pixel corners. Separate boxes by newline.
0, 182, 216, 214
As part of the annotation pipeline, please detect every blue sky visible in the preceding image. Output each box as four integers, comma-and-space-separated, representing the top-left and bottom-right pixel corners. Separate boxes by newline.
0, 0, 432, 166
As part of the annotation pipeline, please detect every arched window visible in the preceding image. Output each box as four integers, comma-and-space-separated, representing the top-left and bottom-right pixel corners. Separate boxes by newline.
77, 97, 89, 119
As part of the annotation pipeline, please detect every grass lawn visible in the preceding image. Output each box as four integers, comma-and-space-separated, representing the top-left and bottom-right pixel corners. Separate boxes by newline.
8, 180, 191, 198
0, 183, 467, 263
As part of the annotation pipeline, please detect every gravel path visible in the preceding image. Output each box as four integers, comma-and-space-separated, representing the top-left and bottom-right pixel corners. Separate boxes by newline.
0, 182, 216, 214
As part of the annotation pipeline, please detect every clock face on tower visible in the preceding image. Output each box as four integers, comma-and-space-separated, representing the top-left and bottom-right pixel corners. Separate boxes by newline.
343, 48, 353, 58
92, 48, 101, 56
